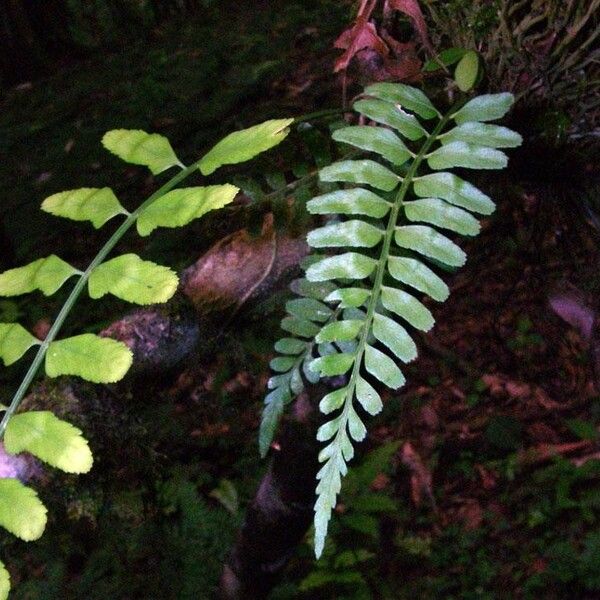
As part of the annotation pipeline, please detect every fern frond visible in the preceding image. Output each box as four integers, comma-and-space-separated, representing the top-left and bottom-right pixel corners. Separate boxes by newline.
263, 84, 521, 557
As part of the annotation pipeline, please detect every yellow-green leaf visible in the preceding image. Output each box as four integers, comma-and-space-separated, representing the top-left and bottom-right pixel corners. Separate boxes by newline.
316, 320, 363, 343
0, 323, 40, 366
137, 184, 239, 236
454, 50, 480, 92
0, 560, 9, 600
45, 334, 133, 383
310, 353, 355, 377
41, 188, 126, 228
5, 411, 93, 474
0, 478, 47, 541
88, 254, 178, 305
199, 119, 294, 175
102, 129, 182, 175
0, 256, 79, 297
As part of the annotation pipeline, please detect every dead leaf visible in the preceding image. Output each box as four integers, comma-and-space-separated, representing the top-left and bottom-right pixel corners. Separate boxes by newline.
334, 19, 389, 73
401, 441, 434, 507
182, 213, 308, 317
384, 0, 433, 54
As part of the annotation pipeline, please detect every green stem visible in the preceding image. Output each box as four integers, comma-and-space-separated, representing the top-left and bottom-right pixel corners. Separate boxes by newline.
293, 108, 347, 126
0, 160, 204, 437
332, 100, 463, 454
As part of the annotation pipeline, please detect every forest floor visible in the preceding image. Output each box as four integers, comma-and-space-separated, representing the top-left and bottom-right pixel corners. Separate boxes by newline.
1, 1, 600, 599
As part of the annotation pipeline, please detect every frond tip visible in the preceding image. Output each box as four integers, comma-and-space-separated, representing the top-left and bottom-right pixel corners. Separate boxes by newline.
261, 86, 521, 557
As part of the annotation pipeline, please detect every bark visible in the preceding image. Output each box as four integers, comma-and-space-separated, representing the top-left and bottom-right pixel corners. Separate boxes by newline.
220, 395, 320, 599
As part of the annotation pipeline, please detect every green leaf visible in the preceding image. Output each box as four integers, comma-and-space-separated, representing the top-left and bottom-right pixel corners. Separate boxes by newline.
270, 356, 296, 372
0, 479, 47, 541
356, 376, 382, 415
286, 298, 332, 322
364, 82, 440, 119
453, 93, 514, 124
317, 415, 344, 442
423, 47, 468, 71
268, 373, 290, 389
380, 286, 435, 331
325, 288, 371, 308
427, 142, 508, 170
303, 355, 320, 384
45, 334, 133, 383
310, 353, 355, 376
372, 313, 417, 363
281, 317, 320, 338
0, 560, 9, 600
41, 188, 126, 229
136, 184, 239, 236
0, 323, 40, 366
5, 411, 93, 474
404, 198, 480, 236
88, 254, 178, 305
290, 278, 336, 300
319, 387, 348, 414
332, 126, 412, 165
199, 119, 294, 175
347, 406, 367, 441
364, 344, 405, 389
315, 455, 345, 557
308, 188, 391, 218
274, 338, 307, 355
319, 160, 400, 191
454, 50, 480, 92
413, 172, 495, 215
0, 255, 79, 297
353, 99, 427, 140
395, 225, 466, 267
316, 320, 363, 343
349, 493, 397, 513
260, 385, 292, 457
441, 122, 522, 148
388, 256, 449, 302
306, 253, 377, 282
308, 220, 384, 248
102, 129, 182, 175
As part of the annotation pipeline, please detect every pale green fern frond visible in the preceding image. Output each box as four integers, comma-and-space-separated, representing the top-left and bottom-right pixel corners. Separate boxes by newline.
262, 86, 521, 557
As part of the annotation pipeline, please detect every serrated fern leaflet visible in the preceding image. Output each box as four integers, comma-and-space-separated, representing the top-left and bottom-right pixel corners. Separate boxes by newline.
262, 87, 521, 557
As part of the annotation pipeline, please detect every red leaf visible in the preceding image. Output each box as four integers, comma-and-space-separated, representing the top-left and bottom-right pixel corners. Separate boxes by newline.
385, 0, 433, 54
334, 19, 389, 73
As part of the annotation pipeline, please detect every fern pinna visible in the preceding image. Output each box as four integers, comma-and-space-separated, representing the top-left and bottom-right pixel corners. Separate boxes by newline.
260, 84, 522, 557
